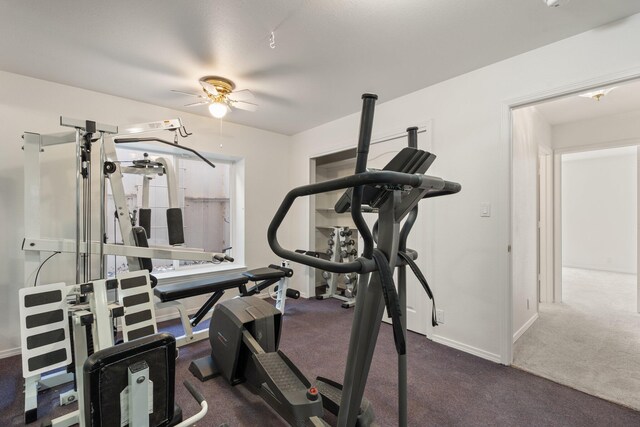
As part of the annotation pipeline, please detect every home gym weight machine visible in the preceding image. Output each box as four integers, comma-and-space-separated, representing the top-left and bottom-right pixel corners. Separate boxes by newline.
19, 270, 208, 427
21, 117, 234, 423
190, 94, 461, 426
105, 125, 298, 348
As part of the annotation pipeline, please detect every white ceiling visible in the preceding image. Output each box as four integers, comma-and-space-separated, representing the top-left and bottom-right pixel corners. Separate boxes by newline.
536, 79, 640, 125
2, 1, 640, 135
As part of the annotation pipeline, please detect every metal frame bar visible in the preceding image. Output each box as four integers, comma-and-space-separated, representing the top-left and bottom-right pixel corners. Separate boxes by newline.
118, 119, 182, 136
102, 136, 142, 270
128, 364, 150, 427
60, 117, 118, 134
155, 300, 209, 347
274, 262, 291, 314
23, 237, 223, 262
155, 157, 180, 209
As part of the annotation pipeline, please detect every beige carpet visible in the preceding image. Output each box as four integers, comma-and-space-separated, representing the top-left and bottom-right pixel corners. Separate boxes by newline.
513, 267, 640, 410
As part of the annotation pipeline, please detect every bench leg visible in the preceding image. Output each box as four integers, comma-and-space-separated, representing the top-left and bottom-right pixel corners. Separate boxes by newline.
275, 276, 289, 314
190, 290, 224, 327
157, 300, 193, 341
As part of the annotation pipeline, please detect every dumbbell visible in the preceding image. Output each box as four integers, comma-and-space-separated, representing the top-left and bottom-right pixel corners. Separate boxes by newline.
340, 229, 352, 237
340, 239, 356, 247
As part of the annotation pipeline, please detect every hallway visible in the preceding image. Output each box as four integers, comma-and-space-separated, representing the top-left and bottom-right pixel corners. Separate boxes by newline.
513, 267, 640, 410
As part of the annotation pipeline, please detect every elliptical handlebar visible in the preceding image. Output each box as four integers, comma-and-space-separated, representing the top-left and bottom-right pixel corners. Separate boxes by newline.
267, 170, 449, 273
266, 93, 461, 274
352, 94, 378, 258
268, 94, 382, 273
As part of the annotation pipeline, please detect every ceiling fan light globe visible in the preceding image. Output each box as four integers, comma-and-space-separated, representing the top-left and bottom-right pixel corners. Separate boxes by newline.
209, 101, 228, 119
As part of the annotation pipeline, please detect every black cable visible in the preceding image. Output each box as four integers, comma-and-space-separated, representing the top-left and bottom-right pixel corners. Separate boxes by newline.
33, 251, 61, 286
114, 137, 215, 169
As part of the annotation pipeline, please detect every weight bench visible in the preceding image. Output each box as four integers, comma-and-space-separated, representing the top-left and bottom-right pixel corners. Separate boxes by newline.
154, 264, 297, 347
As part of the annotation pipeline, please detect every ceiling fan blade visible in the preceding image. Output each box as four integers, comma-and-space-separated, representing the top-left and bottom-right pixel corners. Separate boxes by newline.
184, 101, 210, 107
230, 100, 258, 112
199, 80, 219, 96
171, 89, 206, 98
228, 89, 255, 103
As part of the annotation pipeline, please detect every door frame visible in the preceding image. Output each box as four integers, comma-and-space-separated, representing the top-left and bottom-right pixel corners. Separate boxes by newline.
538, 145, 553, 304
501, 67, 640, 365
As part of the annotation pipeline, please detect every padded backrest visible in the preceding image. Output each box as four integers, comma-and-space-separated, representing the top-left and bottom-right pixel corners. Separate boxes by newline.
117, 270, 158, 342
18, 282, 72, 378
83, 333, 176, 427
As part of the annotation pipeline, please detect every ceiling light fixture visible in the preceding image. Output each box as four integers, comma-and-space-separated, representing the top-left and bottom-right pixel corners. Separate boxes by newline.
542, 0, 569, 7
578, 87, 616, 102
172, 76, 258, 117
208, 101, 228, 118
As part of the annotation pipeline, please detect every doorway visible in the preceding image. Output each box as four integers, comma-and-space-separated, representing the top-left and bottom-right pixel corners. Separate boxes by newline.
511, 80, 640, 410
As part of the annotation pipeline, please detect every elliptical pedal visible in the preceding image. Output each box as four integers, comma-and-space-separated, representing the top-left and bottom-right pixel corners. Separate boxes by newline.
252, 350, 325, 423
254, 352, 308, 393
315, 377, 377, 426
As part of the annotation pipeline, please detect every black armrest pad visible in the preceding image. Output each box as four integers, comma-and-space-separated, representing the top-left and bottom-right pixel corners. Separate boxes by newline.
242, 267, 285, 282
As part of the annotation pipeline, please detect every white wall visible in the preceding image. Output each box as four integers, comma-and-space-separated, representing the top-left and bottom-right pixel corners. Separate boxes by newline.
512, 106, 551, 340
0, 70, 292, 355
290, 14, 640, 362
562, 148, 637, 274
554, 109, 640, 150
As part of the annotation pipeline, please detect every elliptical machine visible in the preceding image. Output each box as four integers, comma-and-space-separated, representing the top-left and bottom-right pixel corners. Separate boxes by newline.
190, 93, 461, 426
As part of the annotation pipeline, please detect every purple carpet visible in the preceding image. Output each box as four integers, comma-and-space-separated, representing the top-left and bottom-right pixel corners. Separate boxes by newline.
1, 297, 639, 426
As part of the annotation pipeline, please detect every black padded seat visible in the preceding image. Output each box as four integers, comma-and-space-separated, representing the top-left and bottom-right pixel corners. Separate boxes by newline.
242, 267, 286, 281
154, 274, 249, 302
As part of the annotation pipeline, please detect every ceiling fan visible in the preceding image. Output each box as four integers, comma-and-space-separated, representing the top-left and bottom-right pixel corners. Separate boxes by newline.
172, 76, 258, 119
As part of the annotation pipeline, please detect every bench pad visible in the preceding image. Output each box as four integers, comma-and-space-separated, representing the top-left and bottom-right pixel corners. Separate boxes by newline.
242, 267, 286, 281
154, 274, 249, 302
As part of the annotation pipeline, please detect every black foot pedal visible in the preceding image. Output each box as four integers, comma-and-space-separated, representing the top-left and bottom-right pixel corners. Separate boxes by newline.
315, 377, 376, 426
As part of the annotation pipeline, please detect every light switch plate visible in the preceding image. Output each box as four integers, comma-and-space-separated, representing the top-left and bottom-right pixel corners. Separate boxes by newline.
480, 203, 491, 217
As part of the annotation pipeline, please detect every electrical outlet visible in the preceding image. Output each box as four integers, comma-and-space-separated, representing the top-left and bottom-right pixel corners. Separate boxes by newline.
436, 309, 445, 324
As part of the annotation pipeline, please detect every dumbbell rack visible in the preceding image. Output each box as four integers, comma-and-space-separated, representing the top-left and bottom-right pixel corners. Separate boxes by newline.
316, 226, 358, 308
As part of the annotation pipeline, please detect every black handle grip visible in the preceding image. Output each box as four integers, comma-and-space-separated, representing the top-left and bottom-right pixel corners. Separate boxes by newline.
423, 180, 462, 199
183, 380, 205, 404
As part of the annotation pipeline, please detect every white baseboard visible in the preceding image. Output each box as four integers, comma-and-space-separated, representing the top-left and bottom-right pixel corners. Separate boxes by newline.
431, 334, 502, 363
513, 313, 539, 343
0, 346, 21, 359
